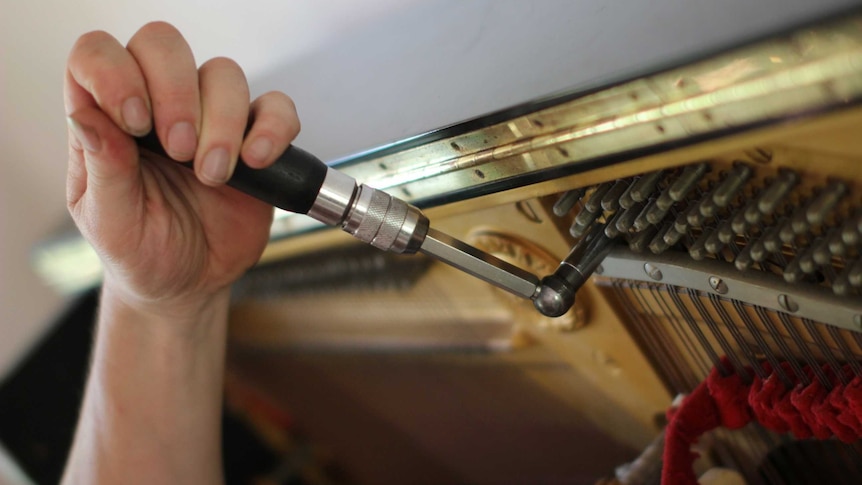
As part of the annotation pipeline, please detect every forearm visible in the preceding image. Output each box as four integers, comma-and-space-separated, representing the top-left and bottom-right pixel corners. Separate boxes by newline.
62, 281, 230, 485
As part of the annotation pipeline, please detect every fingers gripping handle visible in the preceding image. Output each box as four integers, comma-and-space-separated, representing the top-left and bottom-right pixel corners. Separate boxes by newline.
136, 131, 327, 214
135, 132, 429, 254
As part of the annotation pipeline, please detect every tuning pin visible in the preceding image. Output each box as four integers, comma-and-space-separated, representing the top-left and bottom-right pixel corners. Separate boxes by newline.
646, 198, 672, 224
779, 218, 798, 244
616, 200, 647, 233
704, 228, 726, 255
812, 231, 838, 265
828, 229, 848, 256
689, 228, 714, 261
841, 213, 862, 246
553, 188, 585, 216
663, 225, 686, 246
650, 225, 674, 254
732, 201, 756, 234
713, 163, 752, 207
833, 266, 852, 296
687, 200, 707, 227
618, 178, 639, 210
633, 199, 657, 232
790, 206, 812, 236
735, 245, 755, 271
604, 211, 626, 238
699, 195, 720, 218
630, 171, 665, 203
783, 258, 805, 283
717, 220, 736, 245
806, 180, 847, 226
848, 259, 862, 288
797, 245, 819, 274
744, 197, 764, 225
762, 223, 785, 253
570, 207, 601, 238
668, 163, 709, 202
602, 180, 630, 212
585, 182, 613, 213
629, 225, 659, 253
756, 169, 798, 216
748, 238, 769, 262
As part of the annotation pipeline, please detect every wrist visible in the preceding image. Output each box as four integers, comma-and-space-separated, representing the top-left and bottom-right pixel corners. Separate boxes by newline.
99, 274, 232, 340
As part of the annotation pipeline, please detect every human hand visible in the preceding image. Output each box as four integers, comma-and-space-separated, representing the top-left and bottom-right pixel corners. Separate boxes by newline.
64, 22, 299, 320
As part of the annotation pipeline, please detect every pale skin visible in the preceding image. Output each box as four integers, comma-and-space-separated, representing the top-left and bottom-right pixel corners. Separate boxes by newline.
62, 22, 300, 484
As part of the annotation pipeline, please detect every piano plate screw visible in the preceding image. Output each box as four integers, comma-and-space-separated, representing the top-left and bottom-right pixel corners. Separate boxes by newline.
709, 276, 728, 294
644, 263, 663, 281
778, 294, 799, 313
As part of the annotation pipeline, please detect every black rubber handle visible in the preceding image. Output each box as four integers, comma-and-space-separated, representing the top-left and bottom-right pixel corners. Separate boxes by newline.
136, 131, 328, 215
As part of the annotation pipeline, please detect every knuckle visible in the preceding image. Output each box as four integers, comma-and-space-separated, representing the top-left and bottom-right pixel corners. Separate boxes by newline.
74, 30, 114, 51
264, 90, 293, 105
70, 31, 119, 64
253, 91, 300, 136
263, 91, 297, 112
255, 113, 300, 140
200, 56, 242, 74
136, 21, 182, 42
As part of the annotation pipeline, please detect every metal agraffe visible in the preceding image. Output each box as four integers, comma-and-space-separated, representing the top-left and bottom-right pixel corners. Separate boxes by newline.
35, 14, 862, 293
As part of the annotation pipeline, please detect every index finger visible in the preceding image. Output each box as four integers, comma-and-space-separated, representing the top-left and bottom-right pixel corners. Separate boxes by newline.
65, 30, 152, 136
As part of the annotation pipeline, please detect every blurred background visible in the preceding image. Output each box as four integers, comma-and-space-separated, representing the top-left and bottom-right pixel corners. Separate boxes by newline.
1, 0, 858, 483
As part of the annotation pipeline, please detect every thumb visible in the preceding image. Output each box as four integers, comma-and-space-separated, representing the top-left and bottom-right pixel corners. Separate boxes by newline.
67, 106, 142, 213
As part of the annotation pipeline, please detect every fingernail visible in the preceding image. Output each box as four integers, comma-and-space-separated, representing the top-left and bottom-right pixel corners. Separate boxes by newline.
66, 116, 101, 152
246, 136, 272, 163
201, 147, 230, 183
121, 96, 151, 135
167, 121, 197, 159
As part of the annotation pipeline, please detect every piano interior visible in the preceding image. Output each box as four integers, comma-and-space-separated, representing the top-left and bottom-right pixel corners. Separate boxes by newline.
32, 11, 862, 485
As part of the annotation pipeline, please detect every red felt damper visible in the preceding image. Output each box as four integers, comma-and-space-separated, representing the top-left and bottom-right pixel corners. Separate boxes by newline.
661, 358, 862, 485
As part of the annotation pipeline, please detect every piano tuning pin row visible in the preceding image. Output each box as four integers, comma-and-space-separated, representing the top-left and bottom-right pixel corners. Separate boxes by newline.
550, 164, 714, 255
549, 161, 859, 296
779, 183, 854, 288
